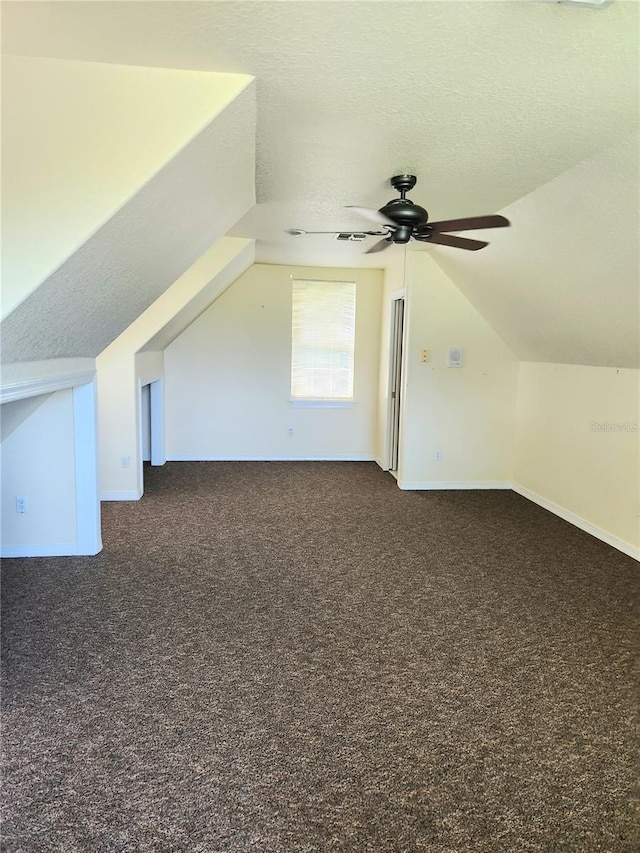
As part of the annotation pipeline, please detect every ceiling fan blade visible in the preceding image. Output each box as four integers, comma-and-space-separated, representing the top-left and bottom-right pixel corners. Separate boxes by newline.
426, 215, 510, 233
365, 237, 393, 254
346, 206, 396, 228
415, 232, 488, 251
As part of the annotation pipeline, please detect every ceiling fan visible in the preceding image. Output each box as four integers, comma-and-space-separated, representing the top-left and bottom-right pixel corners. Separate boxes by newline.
287, 174, 510, 253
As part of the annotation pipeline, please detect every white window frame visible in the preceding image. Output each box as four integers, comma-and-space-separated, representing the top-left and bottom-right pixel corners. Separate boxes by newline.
289, 278, 356, 408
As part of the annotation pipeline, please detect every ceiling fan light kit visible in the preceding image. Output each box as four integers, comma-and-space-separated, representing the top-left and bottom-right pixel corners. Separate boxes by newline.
287, 174, 510, 254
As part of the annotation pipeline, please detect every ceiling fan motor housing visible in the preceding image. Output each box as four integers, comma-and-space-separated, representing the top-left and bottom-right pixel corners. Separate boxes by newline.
380, 199, 429, 243
380, 174, 429, 242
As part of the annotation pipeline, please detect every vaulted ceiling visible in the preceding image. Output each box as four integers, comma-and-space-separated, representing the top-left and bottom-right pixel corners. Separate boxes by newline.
2, 0, 638, 366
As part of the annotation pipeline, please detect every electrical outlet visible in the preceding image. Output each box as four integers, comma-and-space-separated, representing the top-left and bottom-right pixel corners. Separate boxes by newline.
434, 450, 442, 462
420, 349, 430, 363
287, 427, 294, 437
120, 455, 131, 469
15, 496, 28, 513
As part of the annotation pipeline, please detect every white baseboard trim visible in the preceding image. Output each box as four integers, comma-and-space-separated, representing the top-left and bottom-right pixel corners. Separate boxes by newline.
1, 541, 102, 558
374, 458, 390, 471
398, 479, 512, 491
100, 489, 143, 502
512, 483, 640, 562
167, 455, 376, 462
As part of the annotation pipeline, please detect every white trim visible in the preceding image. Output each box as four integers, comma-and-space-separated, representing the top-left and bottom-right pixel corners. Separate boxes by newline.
512, 483, 640, 562
1, 541, 102, 558
386, 294, 406, 474
374, 458, 388, 470
100, 489, 143, 501
72, 381, 102, 554
398, 479, 512, 490
288, 398, 354, 409
167, 455, 375, 462
0, 369, 95, 404
149, 380, 165, 466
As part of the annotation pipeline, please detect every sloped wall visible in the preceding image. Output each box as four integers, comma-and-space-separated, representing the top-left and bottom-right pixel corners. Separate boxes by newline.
97, 238, 254, 499
431, 134, 639, 369
1, 68, 255, 361
2, 55, 253, 319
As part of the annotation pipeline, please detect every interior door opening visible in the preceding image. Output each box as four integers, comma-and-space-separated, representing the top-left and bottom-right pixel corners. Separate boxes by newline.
139, 378, 166, 493
389, 297, 405, 476
141, 383, 151, 464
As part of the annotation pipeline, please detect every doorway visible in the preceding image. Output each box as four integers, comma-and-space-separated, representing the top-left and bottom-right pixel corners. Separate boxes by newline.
388, 296, 405, 475
139, 378, 165, 492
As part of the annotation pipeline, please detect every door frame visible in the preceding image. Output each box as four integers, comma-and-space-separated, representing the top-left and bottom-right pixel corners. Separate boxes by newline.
137, 376, 166, 493
382, 288, 406, 476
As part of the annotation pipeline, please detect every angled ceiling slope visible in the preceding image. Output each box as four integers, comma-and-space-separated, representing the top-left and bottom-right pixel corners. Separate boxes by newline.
428, 133, 640, 369
1, 59, 256, 362
1, 56, 253, 318
3, 0, 637, 226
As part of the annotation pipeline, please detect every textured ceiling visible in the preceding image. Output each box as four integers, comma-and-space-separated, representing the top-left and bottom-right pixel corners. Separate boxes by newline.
1, 56, 252, 318
2, 0, 638, 366
427, 133, 639, 368
1, 87, 256, 361
4, 0, 638, 231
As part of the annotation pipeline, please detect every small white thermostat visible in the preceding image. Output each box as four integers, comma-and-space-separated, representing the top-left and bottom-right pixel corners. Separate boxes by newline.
447, 347, 463, 368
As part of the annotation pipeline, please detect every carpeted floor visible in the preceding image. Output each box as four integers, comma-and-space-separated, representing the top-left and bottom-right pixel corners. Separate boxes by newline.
1, 461, 638, 852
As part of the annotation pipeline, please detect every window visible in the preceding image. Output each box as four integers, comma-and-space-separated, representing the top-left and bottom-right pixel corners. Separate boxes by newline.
291, 279, 356, 401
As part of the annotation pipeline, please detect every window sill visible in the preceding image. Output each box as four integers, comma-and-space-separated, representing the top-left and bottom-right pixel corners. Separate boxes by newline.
288, 398, 355, 409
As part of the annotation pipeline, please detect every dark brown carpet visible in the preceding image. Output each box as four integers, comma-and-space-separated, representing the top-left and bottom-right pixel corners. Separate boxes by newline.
2, 461, 639, 852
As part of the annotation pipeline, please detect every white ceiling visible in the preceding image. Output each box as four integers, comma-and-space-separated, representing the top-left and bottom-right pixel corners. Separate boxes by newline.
2, 0, 638, 364
4, 1, 637, 239
1, 55, 252, 317
427, 133, 640, 367
1, 87, 256, 361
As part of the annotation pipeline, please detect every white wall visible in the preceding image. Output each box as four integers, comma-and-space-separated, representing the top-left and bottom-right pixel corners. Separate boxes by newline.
0, 359, 101, 557
431, 134, 639, 369
165, 263, 383, 461
398, 251, 519, 488
514, 362, 639, 557
2, 55, 252, 318
97, 237, 254, 499
0, 394, 52, 442
1, 389, 77, 548
136, 350, 164, 382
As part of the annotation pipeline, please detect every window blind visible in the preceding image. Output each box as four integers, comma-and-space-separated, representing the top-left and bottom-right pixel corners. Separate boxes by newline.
291, 279, 356, 399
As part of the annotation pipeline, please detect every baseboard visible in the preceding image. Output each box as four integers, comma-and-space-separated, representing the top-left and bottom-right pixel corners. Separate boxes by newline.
398, 479, 512, 491
512, 483, 640, 562
167, 455, 376, 462
1, 541, 103, 558
375, 458, 390, 471
100, 489, 143, 501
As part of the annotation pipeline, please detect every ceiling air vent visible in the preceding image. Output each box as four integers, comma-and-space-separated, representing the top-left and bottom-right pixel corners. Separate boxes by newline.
336, 232, 367, 242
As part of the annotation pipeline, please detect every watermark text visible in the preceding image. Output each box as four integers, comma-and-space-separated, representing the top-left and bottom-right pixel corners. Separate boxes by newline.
589, 421, 638, 433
